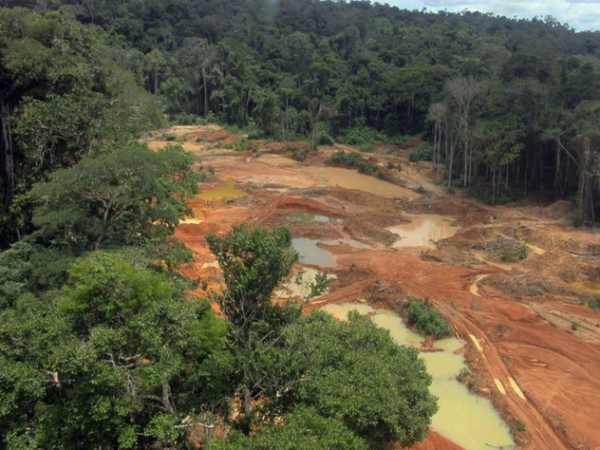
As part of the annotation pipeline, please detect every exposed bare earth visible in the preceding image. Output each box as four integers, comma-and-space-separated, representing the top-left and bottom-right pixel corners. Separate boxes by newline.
152, 125, 600, 450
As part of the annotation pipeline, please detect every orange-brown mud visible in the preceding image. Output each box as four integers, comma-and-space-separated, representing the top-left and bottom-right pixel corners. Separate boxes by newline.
150, 125, 600, 450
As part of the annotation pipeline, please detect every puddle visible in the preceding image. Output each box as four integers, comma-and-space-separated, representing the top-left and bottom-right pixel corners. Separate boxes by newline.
321, 303, 514, 450
288, 212, 341, 223
291, 238, 336, 267
303, 167, 420, 199
198, 179, 246, 200
571, 281, 600, 292
322, 238, 371, 249
388, 215, 458, 248
277, 267, 336, 298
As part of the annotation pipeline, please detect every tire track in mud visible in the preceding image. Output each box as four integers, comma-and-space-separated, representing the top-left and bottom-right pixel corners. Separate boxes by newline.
440, 297, 569, 450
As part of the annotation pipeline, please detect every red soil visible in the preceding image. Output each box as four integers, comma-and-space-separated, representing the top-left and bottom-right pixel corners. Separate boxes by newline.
156, 125, 600, 450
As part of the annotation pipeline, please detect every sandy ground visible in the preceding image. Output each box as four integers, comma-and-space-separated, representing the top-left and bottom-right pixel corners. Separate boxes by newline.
149, 125, 600, 450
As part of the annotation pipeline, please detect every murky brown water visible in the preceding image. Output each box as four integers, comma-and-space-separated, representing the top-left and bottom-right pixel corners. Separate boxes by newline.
388, 215, 457, 248
302, 167, 420, 199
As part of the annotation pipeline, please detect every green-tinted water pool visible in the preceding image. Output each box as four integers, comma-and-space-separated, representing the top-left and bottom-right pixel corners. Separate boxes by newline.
321, 303, 514, 450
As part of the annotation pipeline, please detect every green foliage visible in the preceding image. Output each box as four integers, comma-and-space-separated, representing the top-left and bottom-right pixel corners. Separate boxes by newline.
283, 311, 437, 448
318, 133, 335, 146
233, 137, 250, 152
516, 420, 527, 432
207, 224, 300, 423
308, 272, 332, 299
207, 224, 297, 332
409, 143, 434, 162
469, 186, 515, 205
0, 7, 162, 247
500, 243, 529, 262
209, 407, 368, 450
172, 113, 205, 126
587, 297, 600, 312
329, 151, 380, 175
571, 320, 580, 331
29, 143, 198, 255
337, 128, 392, 149
292, 145, 310, 162
0, 252, 226, 449
456, 368, 471, 382
407, 297, 452, 339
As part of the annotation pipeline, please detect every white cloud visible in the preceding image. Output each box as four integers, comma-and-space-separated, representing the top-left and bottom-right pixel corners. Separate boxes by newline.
378, 0, 600, 31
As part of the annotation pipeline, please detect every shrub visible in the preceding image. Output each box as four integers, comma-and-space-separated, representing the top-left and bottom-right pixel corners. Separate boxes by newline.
500, 243, 529, 262
329, 151, 380, 174
233, 138, 250, 152
406, 297, 451, 339
358, 143, 375, 153
409, 143, 433, 162
571, 321, 580, 331
456, 368, 471, 382
587, 297, 600, 311
293, 146, 310, 162
516, 420, 527, 432
318, 133, 335, 146
163, 133, 177, 141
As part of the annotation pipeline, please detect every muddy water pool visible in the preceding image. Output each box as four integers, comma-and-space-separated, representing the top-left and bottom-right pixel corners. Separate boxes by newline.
303, 167, 420, 199
388, 215, 458, 248
321, 303, 514, 450
287, 212, 341, 223
198, 179, 246, 200
291, 238, 336, 267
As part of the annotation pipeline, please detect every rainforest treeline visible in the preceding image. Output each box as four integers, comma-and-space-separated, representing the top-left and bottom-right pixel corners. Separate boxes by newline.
2, 1, 600, 230
5, 0, 600, 216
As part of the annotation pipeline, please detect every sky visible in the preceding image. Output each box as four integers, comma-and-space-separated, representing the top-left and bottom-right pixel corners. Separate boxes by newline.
376, 0, 600, 31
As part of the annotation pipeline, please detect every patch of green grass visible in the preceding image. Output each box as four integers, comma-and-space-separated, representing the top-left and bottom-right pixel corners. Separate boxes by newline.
500, 243, 529, 262
587, 297, 600, 311
406, 297, 452, 339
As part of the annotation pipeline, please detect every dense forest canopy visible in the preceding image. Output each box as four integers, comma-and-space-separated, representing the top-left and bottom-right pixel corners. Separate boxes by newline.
1, 1, 600, 448
1, 0, 600, 235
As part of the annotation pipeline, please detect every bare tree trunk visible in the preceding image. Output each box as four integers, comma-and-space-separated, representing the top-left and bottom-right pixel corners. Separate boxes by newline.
1, 100, 15, 204
578, 138, 591, 221
554, 138, 561, 197
203, 70, 209, 116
